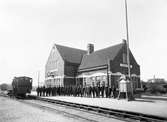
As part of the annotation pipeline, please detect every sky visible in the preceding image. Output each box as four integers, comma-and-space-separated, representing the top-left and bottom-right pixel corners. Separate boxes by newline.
0, 0, 167, 86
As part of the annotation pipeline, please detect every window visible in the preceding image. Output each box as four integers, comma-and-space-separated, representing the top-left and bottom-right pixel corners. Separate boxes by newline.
96, 76, 100, 81
92, 77, 95, 81
55, 59, 58, 68
83, 78, 86, 82
102, 75, 107, 81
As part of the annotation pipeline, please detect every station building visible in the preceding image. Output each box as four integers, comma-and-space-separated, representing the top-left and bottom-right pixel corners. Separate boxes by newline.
45, 40, 141, 89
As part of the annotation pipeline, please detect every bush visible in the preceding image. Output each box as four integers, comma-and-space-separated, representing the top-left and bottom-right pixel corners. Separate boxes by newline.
146, 84, 166, 94
0, 83, 8, 91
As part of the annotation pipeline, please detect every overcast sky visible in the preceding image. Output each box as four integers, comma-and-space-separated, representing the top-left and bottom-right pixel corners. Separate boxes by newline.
0, 0, 167, 85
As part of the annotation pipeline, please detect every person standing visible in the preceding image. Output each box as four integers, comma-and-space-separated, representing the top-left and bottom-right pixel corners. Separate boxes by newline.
92, 82, 95, 98
113, 85, 116, 98
83, 82, 86, 97
95, 82, 99, 98
36, 87, 39, 96
101, 82, 105, 98
108, 86, 112, 98
105, 85, 108, 98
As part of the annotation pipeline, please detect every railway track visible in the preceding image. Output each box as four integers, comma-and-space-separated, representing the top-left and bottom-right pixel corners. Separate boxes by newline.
17, 99, 99, 122
1, 93, 167, 122
30, 95, 167, 122
0, 94, 124, 122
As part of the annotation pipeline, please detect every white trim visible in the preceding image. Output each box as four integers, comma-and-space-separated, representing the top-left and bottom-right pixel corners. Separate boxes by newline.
90, 72, 107, 77
108, 72, 140, 78
131, 74, 140, 78
110, 72, 122, 76
49, 69, 58, 72
79, 65, 107, 72
120, 63, 132, 68
77, 74, 90, 78
46, 75, 76, 80
45, 75, 64, 80
64, 76, 75, 78
77, 72, 107, 78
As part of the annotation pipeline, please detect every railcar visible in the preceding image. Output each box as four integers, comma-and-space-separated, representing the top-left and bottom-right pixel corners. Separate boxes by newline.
12, 76, 33, 97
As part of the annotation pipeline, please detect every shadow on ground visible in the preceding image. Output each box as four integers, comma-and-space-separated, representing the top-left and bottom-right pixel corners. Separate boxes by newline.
134, 99, 154, 103
141, 96, 167, 101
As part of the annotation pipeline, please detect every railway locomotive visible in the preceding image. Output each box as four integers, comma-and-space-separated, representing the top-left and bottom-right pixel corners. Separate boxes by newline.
12, 76, 33, 97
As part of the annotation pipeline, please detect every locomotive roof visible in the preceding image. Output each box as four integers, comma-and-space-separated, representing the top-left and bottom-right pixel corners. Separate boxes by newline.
13, 76, 32, 80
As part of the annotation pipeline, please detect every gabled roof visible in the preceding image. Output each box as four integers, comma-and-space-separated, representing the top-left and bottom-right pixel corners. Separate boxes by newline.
79, 43, 123, 70
55, 44, 87, 64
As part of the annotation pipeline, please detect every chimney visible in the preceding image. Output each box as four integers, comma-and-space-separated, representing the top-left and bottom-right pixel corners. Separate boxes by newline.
122, 39, 127, 53
87, 43, 94, 55
122, 39, 127, 44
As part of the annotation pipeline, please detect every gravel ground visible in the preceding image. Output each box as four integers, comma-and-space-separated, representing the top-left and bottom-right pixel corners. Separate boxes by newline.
0, 96, 90, 122
0, 96, 123, 122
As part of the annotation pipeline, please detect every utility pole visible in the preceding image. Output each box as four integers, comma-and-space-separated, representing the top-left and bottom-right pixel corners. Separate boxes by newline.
124, 0, 134, 96
107, 60, 110, 87
38, 71, 40, 88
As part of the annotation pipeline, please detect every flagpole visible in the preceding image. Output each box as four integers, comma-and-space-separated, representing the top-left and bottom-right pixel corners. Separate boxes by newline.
124, 0, 133, 96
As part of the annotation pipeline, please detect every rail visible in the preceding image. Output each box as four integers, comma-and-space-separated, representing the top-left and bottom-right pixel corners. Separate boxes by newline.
31, 96, 167, 122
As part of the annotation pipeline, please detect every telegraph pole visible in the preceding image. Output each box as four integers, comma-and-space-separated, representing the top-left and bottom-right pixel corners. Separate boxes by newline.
38, 71, 40, 88
124, 0, 134, 96
125, 0, 130, 78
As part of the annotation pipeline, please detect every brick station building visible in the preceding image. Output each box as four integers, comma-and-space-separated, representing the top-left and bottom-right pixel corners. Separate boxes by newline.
45, 40, 141, 89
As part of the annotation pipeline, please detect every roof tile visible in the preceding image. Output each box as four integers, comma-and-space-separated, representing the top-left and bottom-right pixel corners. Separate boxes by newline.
55, 44, 87, 64
79, 43, 123, 70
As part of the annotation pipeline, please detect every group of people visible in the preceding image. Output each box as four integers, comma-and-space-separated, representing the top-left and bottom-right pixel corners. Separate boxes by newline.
36, 82, 117, 98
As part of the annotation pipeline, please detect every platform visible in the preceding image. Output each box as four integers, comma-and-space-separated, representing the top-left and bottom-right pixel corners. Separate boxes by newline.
31, 91, 167, 118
